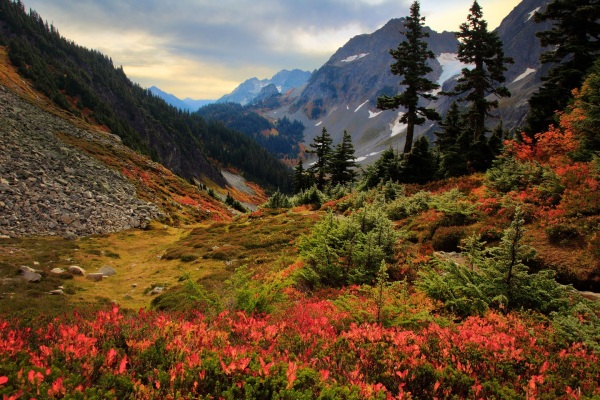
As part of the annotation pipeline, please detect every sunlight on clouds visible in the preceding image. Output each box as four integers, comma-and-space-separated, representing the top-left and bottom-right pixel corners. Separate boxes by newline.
124, 58, 273, 100
423, 0, 521, 33
284, 23, 367, 56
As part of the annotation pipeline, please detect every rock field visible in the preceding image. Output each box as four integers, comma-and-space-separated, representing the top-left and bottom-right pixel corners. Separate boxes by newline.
0, 85, 163, 238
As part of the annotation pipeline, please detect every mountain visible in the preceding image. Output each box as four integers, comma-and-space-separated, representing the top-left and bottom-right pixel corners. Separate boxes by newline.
257, 0, 552, 163
0, 0, 291, 191
217, 69, 311, 106
149, 86, 214, 111
183, 97, 214, 111
495, 0, 554, 128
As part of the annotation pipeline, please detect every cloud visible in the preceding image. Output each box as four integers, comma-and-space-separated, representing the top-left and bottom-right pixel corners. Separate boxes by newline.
22, 0, 519, 99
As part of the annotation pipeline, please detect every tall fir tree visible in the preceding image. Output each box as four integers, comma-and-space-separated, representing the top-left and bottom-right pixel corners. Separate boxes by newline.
526, 0, 600, 137
435, 101, 469, 177
448, 1, 513, 152
330, 130, 358, 186
307, 127, 333, 191
377, 1, 440, 154
292, 158, 310, 194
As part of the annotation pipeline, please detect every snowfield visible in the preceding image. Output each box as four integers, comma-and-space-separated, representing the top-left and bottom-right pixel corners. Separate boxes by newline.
513, 68, 536, 83
341, 53, 369, 63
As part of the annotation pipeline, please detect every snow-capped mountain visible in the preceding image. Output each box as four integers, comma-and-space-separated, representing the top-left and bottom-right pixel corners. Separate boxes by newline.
217, 69, 311, 106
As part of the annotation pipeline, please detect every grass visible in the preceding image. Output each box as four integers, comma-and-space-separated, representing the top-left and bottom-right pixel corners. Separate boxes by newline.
0, 210, 321, 316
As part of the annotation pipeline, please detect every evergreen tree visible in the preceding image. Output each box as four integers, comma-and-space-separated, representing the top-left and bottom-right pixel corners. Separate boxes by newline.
292, 158, 310, 194
363, 148, 403, 189
435, 102, 469, 177
401, 136, 437, 184
448, 1, 513, 148
330, 130, 358, 186
377, 1, 441, 154
526, 0, 600, 137
574, 58, 600, 159
307, 127, 333, 190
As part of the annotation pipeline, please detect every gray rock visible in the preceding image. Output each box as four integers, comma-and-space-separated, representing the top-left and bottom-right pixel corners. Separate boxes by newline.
67, 265, 86, 275
86, 273, 104, 282
20, 266, 41, 283
49, 289, 64, 295
98, 265, 116, 277
50, 268, 65, 274
149, 286, 165, 295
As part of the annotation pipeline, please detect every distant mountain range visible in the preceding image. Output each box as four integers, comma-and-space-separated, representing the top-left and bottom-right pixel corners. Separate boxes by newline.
216, 69, 311, 106
148, 86, 213, 111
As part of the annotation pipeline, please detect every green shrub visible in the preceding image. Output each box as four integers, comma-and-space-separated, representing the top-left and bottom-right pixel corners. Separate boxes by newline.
418, 208, 571, 316
298, 206, 397, 288
386, 191, 431, 220
430, 189, 478, 226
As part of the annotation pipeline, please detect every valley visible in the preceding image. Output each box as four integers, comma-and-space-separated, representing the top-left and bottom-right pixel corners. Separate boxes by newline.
1, 0, 600, 398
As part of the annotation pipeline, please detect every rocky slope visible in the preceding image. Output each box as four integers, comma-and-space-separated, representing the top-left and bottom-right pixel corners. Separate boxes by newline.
0, 84, 164, 238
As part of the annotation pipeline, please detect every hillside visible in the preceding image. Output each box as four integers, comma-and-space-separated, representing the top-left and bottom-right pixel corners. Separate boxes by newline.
0, 0, 292, 191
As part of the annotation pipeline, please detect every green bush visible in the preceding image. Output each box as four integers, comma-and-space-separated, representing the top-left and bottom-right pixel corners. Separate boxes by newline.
430, 189, 479, 226
386, 191, 431, 220
418, 208, 571, 316
298, 205, 398, 288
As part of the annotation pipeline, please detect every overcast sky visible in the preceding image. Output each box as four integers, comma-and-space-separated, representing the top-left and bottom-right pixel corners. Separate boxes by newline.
23, 0, 521, 100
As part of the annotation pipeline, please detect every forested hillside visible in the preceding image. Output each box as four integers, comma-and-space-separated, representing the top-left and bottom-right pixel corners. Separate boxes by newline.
197, 103, 304, 159
0, 0, 291, 191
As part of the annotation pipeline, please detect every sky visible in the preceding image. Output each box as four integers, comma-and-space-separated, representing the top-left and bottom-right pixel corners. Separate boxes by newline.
23, 0, 521, 100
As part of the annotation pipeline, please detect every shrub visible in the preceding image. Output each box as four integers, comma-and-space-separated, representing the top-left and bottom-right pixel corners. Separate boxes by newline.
386, 191, 431, 220
546, 223, 581, 244
432, 226, 466, 252
429, 189, 478, 226
418, 208, 571, 316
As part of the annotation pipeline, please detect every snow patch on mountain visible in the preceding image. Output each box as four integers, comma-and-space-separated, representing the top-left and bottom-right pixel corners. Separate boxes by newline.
341, 53, 369, 63
315, 121, 323, 127
527, 7, 541, 21
356, 151, 382, 163
390, 112, 407, 137
355, 100, 369, 112
436, 53, 473, 87
513, 68, 536, 83
369, 110, 383, 119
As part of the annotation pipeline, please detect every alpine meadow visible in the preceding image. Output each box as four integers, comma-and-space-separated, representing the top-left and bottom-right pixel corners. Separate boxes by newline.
1, 0, 600, 398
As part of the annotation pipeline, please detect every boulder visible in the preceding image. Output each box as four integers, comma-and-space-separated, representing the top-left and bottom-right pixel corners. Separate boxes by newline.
149, 286, 164, 295
85, 273, 104, 282
50, 268, 65, 274
68, 265, 86, 275
98, 265, 116, 277
20, 265, 41, 283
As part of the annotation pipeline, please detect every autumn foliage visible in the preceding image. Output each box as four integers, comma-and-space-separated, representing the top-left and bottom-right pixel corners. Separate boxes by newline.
1, 301, 599, 399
